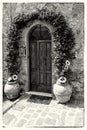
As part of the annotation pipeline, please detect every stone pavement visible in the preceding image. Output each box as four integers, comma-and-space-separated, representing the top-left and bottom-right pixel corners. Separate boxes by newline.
3, 93, 84, 128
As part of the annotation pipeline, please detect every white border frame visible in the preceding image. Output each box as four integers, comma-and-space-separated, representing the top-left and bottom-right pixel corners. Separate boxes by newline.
0, 0, 87, 130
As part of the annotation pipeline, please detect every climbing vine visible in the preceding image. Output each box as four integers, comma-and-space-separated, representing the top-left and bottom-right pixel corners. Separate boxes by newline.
6, 6, 75, 77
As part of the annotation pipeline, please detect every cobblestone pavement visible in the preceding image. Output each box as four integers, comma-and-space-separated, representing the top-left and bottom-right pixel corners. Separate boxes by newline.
3, 93, 84, 128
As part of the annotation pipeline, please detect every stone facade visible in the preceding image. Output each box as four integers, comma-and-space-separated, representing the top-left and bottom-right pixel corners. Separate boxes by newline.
3, 3, 84, 98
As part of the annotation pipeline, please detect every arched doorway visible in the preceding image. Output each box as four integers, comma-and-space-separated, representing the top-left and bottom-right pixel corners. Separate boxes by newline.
29, 24, 52, 93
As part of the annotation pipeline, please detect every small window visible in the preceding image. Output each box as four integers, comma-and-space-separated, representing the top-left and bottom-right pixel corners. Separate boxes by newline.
29, 24, 51, 41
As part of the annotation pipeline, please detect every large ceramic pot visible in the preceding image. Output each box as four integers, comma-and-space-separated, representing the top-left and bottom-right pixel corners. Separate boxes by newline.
53, 77, 72, 103
4, 81, 20, 100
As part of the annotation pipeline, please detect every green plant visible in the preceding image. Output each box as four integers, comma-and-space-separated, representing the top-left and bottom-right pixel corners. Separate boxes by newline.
52, 13, 75, 77
6, 23, 21, 76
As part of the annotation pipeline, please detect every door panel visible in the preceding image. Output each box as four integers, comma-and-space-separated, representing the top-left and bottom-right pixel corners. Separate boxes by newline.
47, 73, 51, 86
47, 42, 51, 71
39, 42, 46, 71
30, 40, 52, 93
40, 72, 46, 85
30, 42, 37, 69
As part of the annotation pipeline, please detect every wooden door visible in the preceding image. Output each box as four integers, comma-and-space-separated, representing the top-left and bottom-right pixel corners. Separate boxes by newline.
30, 40, 52, 93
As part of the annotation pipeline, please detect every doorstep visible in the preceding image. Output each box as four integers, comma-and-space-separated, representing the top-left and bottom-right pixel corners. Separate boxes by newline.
27, 91, 52, 97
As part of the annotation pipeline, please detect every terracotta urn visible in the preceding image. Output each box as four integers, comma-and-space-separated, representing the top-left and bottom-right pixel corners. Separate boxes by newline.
4, 75, 21, 100
53, 76, 72, 103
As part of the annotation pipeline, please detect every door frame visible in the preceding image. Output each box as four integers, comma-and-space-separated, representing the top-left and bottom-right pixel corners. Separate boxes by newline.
26, 21, 53, 92
29, 39, 52, 93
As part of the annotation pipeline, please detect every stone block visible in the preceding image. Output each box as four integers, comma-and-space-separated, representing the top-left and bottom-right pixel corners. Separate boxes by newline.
26, 119, 35, 126
41, 112, 48, 117
44, 117, 56, 126
72, 3, 84, 15
59, 110, 67, 126
74, 111, 84, 127
28, 108, 35, 113
3, 113, 16, 125
35, 118, 44, 126
12, 104, 25, 111
23, 114, 31, 119
64, 111, 76, 126
36, 109, 43, 113
31, 112, 39, 118
16, 119, 27, 127
47, 112, 59, 120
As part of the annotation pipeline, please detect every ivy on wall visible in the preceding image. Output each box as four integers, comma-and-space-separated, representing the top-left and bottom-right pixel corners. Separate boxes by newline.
6, 7, 75, 77
6, 24, 21, 75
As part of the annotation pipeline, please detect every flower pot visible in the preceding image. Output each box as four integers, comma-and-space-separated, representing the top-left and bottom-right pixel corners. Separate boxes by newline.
53, 77, 72, 103
4, 81, 20, 100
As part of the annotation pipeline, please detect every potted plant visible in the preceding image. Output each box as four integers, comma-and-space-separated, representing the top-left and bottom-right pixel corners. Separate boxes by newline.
4, 74, 21, 100
53, 60, 72, 103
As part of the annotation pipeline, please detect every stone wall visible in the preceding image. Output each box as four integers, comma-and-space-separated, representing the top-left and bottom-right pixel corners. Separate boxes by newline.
3, 3, 84, 98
